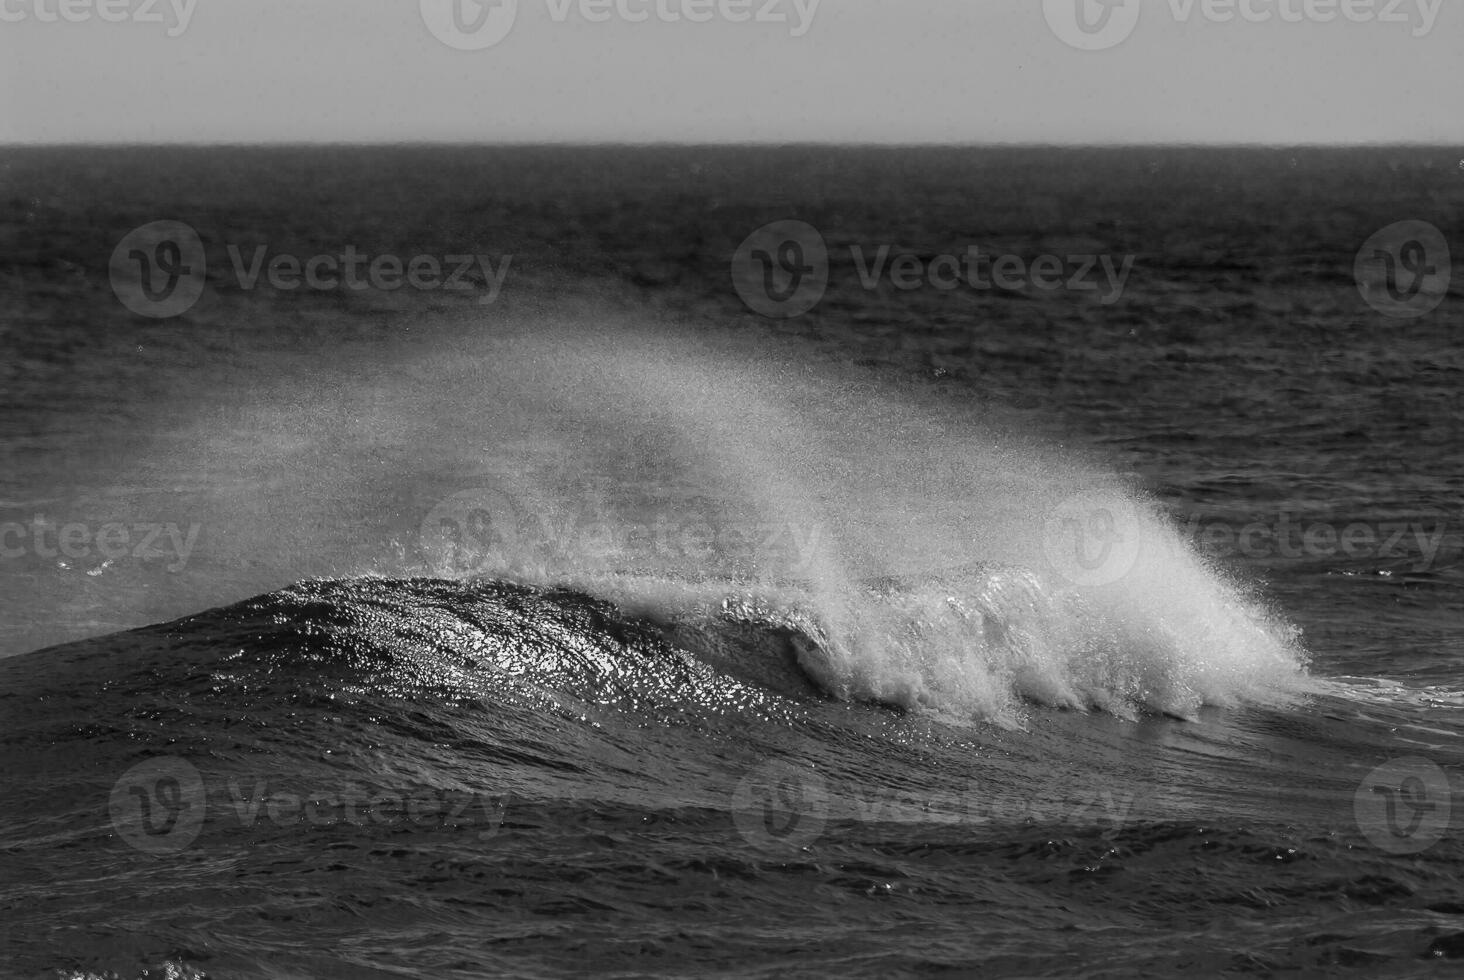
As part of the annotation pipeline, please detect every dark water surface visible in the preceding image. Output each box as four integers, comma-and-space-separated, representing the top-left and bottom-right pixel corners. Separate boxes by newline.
1, 146, 1463, 977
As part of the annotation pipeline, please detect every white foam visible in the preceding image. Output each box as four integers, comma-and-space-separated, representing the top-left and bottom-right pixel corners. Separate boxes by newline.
425, 311, 1311, 726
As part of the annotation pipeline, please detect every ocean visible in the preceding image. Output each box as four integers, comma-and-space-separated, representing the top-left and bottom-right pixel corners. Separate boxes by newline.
1, 144, 1462, 977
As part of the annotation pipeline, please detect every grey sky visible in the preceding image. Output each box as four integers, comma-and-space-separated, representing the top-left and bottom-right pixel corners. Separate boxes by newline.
1, 0, 1458, 143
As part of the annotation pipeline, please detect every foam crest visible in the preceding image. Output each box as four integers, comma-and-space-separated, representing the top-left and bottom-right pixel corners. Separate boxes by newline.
420, 311, 1310, 724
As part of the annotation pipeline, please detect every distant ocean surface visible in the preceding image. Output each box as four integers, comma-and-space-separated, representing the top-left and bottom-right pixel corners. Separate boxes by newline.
1, 145, 1462, 978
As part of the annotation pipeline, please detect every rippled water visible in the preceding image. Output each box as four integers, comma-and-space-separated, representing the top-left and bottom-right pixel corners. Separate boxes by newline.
1, 146, 1462, 977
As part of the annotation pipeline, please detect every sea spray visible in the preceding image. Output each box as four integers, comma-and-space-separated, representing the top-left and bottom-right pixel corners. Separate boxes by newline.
412, 312, 1310, 724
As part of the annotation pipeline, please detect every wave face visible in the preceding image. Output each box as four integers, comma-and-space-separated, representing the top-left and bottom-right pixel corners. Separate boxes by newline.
0, 286, 1332, 980
394, 317, 1312, 729
0, 574, 1459, 979
0, 312, 1427, 980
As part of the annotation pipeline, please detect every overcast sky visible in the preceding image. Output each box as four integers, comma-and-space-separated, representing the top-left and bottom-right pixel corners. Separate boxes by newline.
1, 0, 1459, 143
